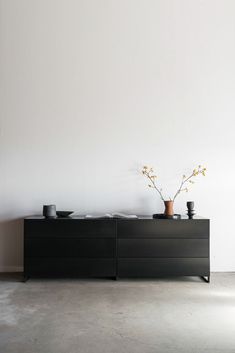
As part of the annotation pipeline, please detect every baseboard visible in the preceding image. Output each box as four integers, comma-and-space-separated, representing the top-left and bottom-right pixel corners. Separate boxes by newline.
0, 266, 23, 273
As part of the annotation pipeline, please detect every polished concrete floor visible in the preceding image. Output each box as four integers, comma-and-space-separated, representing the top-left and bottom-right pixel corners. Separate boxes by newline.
0, 273, 235, 353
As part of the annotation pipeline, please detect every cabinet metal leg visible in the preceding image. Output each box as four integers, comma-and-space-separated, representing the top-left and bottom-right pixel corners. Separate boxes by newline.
22, 274, 29, 282
200, 276, 210, 283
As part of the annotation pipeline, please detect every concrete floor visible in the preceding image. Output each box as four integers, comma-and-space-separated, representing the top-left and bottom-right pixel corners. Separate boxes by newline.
0, 274, 235, 353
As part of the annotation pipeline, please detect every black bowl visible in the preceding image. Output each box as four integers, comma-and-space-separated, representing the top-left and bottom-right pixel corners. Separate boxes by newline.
153, 213, 181, 220
56, 211, 74, 218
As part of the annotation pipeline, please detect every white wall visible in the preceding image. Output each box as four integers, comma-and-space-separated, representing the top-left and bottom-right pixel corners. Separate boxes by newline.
0, 0, 235, 272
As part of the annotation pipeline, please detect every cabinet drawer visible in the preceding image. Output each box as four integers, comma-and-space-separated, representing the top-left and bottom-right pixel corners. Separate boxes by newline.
24, 258, 116, 277
117, 220, 209, 238
25, 238, 116, 258
118, 258, 209, 277
24, 219, 116, 238
118, 239, 209, 258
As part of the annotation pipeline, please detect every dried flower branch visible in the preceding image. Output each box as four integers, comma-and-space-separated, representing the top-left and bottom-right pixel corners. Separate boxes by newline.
141, 165, 206, 202
172, 165, 206, 201
142, 166, 165, 201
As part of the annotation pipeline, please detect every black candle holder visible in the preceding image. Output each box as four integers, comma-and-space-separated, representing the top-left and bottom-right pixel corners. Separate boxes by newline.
187, 201, 195, 219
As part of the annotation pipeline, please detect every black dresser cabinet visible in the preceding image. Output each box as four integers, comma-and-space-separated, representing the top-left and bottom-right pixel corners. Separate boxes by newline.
24, 217, 210, 282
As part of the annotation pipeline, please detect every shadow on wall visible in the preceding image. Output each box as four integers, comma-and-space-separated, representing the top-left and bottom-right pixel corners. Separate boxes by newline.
0, 218, 24, 271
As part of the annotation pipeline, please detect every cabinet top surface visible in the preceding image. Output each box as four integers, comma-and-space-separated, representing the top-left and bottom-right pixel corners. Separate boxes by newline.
25, 215, 209, 220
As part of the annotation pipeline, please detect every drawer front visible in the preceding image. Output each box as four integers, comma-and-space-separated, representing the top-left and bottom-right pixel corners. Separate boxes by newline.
24, 258, 116, 277
117, 220, 209, 238
118, 239, 209, 258
118, 258, 209, 277
25, 238, 116, 258
24, 219, 116, 238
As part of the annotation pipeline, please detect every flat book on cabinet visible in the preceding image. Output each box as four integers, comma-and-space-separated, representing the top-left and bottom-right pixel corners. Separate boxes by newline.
84, 213, 138, 219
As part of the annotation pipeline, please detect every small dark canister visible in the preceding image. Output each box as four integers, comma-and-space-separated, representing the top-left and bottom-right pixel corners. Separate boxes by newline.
43, 205, 56, 218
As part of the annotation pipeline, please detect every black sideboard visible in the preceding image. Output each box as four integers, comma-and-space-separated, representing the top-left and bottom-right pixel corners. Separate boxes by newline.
24, 216, 210, 282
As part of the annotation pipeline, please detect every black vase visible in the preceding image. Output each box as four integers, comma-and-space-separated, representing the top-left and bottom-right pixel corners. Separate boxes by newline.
187, 201, 195, 219
43, 205, 56, 218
